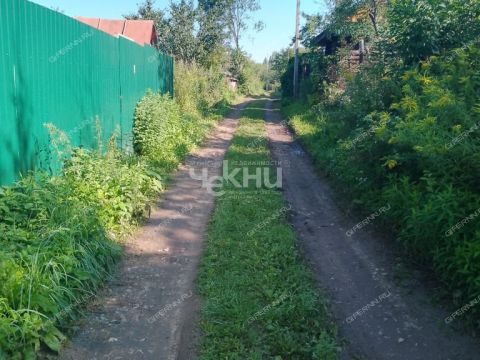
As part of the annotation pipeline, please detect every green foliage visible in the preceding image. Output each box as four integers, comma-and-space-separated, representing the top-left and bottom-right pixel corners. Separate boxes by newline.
285, 0, 480, 323
1, 79, 228, 357
232, 51, 266, 95
127, 0, 263, 70
125, 0, 199, 63
269, 48, 294, 90
198, 0, 263, 55
385, 0, 480, 64
198, 101, 338, 359
174, 62, 234, 115
0, 139, 159, 357
197, 0, 227, 64
126, 0, 267, 95
283, 44, 480, 323
199, 0, 264, 50
133, 91, 222, 172
327, 0, 386, 38
63, 147, 162, 234
225, 0, 263, 50
164, 0, 199, 63
295, 0, 480, 103
280, 51, 333, 101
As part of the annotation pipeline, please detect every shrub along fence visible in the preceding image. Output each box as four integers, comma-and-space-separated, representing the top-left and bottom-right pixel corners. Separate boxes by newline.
0, 0, 173, 185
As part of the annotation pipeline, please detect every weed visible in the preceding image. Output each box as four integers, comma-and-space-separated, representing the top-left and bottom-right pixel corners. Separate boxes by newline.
282, 44, 480, 326
197, 101, 338, 359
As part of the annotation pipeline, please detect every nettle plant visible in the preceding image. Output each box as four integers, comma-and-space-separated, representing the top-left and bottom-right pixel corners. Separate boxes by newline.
0, 122, 163, 358
133, 92, 217, 173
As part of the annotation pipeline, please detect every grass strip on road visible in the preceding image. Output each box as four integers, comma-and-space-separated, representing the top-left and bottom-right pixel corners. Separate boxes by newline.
197, 100, 338, 359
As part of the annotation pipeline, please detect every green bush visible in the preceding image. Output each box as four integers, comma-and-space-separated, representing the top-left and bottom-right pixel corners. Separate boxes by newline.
283, 44, 480, 322
236, 61, 265, 96
133, 92, 218, 172
0, 173, 122, 358
174, 61, 235, 115
63, 148, 162, 234
0, 139, 160, 357
385, 0, 480, 64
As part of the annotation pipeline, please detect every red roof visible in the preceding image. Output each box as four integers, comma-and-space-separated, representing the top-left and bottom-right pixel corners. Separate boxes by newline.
75, 17, 157, 47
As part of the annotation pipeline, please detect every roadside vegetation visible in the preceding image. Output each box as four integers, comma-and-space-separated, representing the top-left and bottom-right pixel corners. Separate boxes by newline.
278, 0, 480, 327
197, 101, 337, 359
0, 0, 277, 356
0, 66, 234, 359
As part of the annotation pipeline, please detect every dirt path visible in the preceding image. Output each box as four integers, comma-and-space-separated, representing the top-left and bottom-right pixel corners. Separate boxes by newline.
264, 99, 480, 360
59, 102, 247, 360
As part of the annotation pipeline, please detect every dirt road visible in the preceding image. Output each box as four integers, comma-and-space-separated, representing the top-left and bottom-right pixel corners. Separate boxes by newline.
58, 98, 480, 360
59, 102, 247, 360
264, 99, 480, 360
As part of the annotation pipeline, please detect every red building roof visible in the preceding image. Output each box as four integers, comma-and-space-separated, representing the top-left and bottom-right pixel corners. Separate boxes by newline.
75, 17, 158, 47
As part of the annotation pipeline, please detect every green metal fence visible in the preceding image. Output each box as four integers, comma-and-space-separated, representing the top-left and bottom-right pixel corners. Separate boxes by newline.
0, 0, 173, 185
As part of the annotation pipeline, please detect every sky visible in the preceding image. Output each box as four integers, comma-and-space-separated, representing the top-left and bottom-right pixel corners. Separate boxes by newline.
30, 0, 328, 63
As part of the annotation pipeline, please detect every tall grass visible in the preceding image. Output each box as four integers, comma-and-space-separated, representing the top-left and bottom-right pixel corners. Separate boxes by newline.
283, 44, 480, 326
174, 61, 236, 116
0, 66, 234, 357
197, 101, 338, 359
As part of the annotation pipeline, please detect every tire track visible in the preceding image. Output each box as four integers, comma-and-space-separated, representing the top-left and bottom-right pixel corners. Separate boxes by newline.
59, 101, 249, 360
264, 99, 480, 360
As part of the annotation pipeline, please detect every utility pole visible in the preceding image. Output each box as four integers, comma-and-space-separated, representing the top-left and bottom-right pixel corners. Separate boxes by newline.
293, 0, 301, 98
266, 57, 271, 91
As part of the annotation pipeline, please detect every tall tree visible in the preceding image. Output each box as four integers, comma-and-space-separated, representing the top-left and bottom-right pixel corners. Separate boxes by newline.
166, 0, 198, 63
197, 0, 229, 66
125, 0, 198, 63
224, 0, 263, 51
125, 0, 265, 71
199, 0, 263, 50
326, 0, 387, 38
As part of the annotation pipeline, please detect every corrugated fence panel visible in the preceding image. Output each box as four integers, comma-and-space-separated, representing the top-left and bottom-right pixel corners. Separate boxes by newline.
0, 1, 19, 185
0, 0, 173, 185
